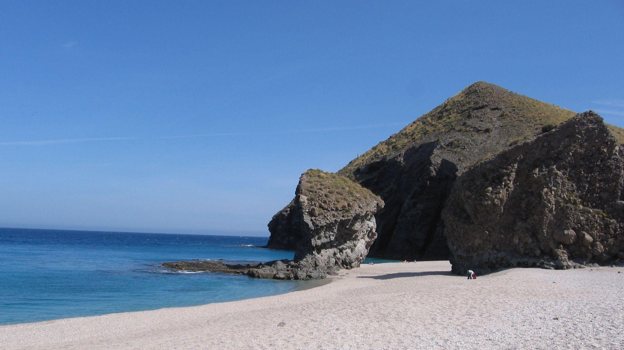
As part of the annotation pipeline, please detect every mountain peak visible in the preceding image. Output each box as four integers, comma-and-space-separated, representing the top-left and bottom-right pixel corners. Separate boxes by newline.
463, 80, 504, 91
454, 81, 511, 98
339, 82, 577, 177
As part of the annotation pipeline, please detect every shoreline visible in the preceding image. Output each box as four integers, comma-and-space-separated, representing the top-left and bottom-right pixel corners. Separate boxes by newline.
1, 261, 622, 349
0, 267, 327, 328
293, 275, 333, 291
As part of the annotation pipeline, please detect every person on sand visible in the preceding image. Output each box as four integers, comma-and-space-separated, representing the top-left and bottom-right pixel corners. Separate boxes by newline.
467, 270, 475, 279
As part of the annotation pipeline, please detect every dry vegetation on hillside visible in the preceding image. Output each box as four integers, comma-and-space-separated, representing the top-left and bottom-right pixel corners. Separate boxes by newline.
299, 169, 382, 217
339, 82, 624, 177
607, 124, 624, 144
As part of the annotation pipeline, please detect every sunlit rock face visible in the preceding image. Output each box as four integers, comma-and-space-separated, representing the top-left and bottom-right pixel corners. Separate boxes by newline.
265, 170, 384, 279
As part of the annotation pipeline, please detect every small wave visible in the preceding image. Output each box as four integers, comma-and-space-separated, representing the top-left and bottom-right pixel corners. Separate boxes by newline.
141, 268, 209, 275
174, 270, 208, 274
140, 268, 177, 274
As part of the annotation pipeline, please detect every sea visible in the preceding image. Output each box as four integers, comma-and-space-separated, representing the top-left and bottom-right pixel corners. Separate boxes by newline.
0, 227, 303, 326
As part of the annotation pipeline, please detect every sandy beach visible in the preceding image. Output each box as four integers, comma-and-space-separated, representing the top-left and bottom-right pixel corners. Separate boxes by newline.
1, 261, 622, 350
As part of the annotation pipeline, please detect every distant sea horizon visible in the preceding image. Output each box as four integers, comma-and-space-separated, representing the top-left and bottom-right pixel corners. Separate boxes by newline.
0, 227, 300, 326
0, 225, 271, 237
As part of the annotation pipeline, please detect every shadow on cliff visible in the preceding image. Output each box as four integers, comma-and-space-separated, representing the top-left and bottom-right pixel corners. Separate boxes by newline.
357, 270, 452, 280
357, 141, 458, 261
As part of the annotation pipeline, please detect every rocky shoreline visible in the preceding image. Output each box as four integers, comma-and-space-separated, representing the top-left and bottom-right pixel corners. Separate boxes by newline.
264, 83, 624, 276
164, 170, 384, 280
166, 83, 624, 278
161, 259, 336, 280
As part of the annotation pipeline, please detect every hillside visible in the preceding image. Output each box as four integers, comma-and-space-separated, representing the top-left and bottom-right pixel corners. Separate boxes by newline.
607, 124, 624, 144
341, 82, 624, 179
339, 82, 578, 177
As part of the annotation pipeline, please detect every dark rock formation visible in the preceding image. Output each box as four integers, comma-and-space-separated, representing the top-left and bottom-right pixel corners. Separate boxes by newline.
247, 259, 328, 280
266, 198, 304, 251
337, 82, 579, 260
266, 82, 624, 262
164, 169, 383, 280
443, 112, 624, 275
347, 141, 458, 261
162, 260, 255, 275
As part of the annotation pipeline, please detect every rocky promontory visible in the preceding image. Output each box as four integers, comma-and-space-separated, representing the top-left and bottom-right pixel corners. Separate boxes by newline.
267, 82, 585, 260
271, 169, 383, 271
443, 111, 624, 275
267, 82, 624, 263
163, 169, 383, 280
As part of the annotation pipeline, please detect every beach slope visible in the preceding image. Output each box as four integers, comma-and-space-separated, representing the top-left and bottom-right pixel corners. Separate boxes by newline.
1, 261, 622, 349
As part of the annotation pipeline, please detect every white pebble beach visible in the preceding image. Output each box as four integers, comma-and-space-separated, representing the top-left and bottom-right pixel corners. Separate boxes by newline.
1, 261, 622, 350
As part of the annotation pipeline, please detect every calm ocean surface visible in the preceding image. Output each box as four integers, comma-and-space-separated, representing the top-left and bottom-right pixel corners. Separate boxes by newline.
0, 227, 300, 326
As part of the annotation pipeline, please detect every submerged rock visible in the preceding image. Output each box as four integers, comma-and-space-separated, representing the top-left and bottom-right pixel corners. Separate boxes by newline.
161, 260, 254, 275
443, 111, 624, 275
160, 259, 328, 280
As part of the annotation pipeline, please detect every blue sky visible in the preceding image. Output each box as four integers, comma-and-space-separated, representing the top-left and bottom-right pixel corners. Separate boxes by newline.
1, 1, 623, 235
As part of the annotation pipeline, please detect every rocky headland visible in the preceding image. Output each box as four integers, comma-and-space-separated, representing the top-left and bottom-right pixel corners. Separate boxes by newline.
269, 82, 580, 260
443, 111, 624, 274
163, 169, 383, 279
165, 82, 624, 277
266, 81, 624, 274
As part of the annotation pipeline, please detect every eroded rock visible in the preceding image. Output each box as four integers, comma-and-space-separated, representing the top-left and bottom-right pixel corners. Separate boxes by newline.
268, 169, 384, 278
443, 111, 624, 275
554, 229, 577, 245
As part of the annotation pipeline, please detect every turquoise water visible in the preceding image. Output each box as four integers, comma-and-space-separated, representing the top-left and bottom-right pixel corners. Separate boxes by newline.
0, 228, 299, 325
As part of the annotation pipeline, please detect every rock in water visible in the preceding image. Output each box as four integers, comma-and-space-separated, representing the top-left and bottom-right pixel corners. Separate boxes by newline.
269, 169, 384, 278
164, 170, 383, 280
443, 111, 624, 275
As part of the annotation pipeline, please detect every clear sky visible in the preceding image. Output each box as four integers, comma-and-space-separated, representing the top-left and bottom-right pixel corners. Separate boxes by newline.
1, 1, 623, 235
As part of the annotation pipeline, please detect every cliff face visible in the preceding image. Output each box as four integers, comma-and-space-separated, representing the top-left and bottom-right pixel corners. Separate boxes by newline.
348, 142, 457, 260
266, 198, 304, 250
443, 112, 624, 274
